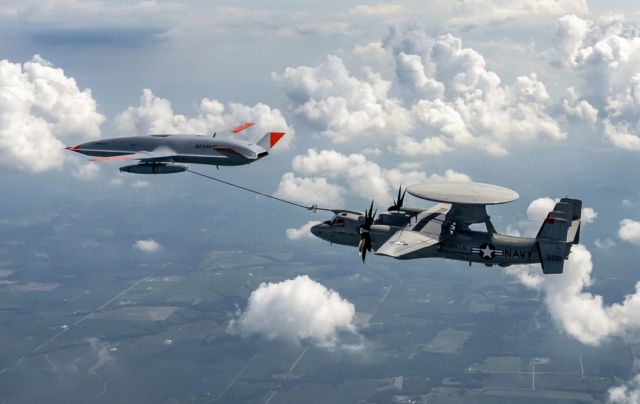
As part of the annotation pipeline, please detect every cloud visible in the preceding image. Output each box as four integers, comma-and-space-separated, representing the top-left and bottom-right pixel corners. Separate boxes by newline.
608, 363, 640, 404
272, 55, 411, 143
595, 238, 616, 249
286, 148, 470, 205
228, 275, 360, 349
526, 197, 557, 225
0, 55, 105, 172
348, 4, 404, 18
448, 0, 588, 27
274, 173, 345, 207
619, 219, 640, 246
386, 30, 566, 155
508, 244, 640, 346
555, 13, 592, 67
274, 30, 565, 156
133, 239, 161, 253
131, 180, 150, 189
70, 161, 100, 180
115, 89, 293, 148
0, 0, 185, 33
87, 337, 113, 375
581, 207, 598, 224
554, 14, 640, 151
286, 221, 321, 240
561, 87, 598, 125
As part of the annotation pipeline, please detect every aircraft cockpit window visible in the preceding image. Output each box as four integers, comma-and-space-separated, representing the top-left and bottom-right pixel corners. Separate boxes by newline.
331, 217, 346, 227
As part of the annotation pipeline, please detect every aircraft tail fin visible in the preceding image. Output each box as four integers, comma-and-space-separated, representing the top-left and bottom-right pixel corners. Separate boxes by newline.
257, 132, 285, 151
535, 198, 582, 274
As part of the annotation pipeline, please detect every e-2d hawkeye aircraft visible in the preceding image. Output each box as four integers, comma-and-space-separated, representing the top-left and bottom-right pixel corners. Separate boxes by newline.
65, 122, 285, 174
310, 182, 582, 274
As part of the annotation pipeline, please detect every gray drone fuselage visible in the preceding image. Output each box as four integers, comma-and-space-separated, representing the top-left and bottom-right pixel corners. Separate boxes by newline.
70, 135, 268, 167
310, 182, 581, 274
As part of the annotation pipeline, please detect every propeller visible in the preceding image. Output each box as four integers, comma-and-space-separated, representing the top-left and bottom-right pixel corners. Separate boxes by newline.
358, 200, 376, 263
387, 186, 406, 211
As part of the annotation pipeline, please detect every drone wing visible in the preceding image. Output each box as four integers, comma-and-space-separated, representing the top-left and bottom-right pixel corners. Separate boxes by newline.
89, 147, 177, 163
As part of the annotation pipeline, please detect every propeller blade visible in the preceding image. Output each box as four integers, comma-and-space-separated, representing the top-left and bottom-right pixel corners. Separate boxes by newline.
358, 238, 366, 254
358, 200, 376, 263
388, 186, 405, 211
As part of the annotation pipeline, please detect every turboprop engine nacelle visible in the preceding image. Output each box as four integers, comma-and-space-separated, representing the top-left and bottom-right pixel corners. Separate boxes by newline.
119, 163, 187, 174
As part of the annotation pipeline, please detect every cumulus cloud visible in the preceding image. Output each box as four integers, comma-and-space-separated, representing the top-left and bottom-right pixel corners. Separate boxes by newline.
272, 55, 411, 143
526, 197, 558, 226
274, 173, 345, 207
508, 244, 640, 345
582, 207, 598, 224
70, 161, 100, 180
283, 148, 470, 205
562, 87, 598, 125
387, 31, 566, 155
286, 221, 321, 240
608, 364, 640, 404
116, 89, 293, 148
274, 30, 565, 156
555, 13, 592, 67
554, 14, 640, 150
0, 55, 105, 172
133, 239, 161, 253
228, 275, 360, 349
619, 219, 640, 246
595, 238, 616, 249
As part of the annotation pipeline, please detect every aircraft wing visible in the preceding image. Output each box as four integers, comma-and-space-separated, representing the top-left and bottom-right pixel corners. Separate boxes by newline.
375, 229, 440, 258
376, 203, 450, 259
89, 148, 177, 163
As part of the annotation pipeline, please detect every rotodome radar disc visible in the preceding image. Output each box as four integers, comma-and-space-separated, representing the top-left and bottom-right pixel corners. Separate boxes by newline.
407, 182, 519, 205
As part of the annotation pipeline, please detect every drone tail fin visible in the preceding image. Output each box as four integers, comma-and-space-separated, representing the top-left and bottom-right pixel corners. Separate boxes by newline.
257, 131, 286, 151
535, 198, 582, 274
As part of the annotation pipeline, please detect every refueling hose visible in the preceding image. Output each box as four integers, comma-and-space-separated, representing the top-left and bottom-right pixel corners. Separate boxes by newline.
186, 168, 330, 213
